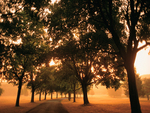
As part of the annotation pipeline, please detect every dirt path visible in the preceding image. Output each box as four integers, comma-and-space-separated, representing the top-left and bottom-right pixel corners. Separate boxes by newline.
26, 98, 69, 113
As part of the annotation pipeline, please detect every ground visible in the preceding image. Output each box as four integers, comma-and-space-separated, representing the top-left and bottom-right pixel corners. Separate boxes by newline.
62, 95, 150, 113
0, 95, 150, 113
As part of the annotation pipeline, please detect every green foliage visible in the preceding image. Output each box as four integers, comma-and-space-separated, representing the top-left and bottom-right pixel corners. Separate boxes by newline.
33, 66, 56, 95
54, 63, 81, 93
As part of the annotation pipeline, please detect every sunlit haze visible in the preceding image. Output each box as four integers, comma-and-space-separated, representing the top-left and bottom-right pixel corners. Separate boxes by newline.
134, 41, 150, 76
49, 59, 55, 66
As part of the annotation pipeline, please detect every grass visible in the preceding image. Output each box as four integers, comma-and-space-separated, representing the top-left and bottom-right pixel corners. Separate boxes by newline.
61, 95, 150, 113
0, 95, 150, 113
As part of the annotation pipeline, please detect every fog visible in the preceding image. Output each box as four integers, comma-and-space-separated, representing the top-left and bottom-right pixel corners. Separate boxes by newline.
0, 82, 124, 99
1, 82, 150, 113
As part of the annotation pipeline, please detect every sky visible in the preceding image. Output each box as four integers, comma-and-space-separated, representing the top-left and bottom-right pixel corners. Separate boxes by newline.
134, 43, 150, 76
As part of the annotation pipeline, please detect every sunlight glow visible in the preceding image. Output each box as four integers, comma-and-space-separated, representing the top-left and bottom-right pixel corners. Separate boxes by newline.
10, 38, 22, 45
51, 0, 60, 4
134, 41, 150, 76
49, 59, 55, 66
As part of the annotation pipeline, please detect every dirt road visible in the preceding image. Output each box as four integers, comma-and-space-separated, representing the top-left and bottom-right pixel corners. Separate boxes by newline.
26, 98, 69, 113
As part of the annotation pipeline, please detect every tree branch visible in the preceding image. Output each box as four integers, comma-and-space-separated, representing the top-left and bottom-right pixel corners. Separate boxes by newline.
137, 42, 150, 52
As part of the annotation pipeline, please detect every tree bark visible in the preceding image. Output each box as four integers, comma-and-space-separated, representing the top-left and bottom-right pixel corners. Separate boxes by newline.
31, 85, 35, 102
51, 92, 53, 99
44, 91, 47, 100
68, 92, 71, 101
15, 79, 22, 107
126, 59, 141, 113
81, 82, 89, 105
147, 95, 149, 100
56, 92, 58, 98
39, 91, 41, 101
73, 83, 76, 102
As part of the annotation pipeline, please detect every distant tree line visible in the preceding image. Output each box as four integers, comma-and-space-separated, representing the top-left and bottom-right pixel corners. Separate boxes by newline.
123, 74, 150, 100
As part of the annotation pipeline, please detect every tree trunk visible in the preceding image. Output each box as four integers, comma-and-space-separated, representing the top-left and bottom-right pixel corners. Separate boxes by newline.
15, 79, 22, 107
31, 85, 35, 102
44, 91, 47, 100
51, 92, 53, 99
81, 82, 89, 105
68, 92, 71, 101
126, 61, 141, 113
147, 95, 149, 100
56, 92, 58, 98
39, 92, 41, 101
73, 83, 76, 102
61, 92, 62, 98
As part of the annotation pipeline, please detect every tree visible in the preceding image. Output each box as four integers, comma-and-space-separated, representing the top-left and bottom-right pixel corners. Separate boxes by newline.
53, 37, 124, 104
143, 78, 150, 100
54, 63, 81, 102
0, 0, 53, 104
123, 73, 145, 97
48, 1, 125, 105
48, 0, 150, 112
2, 9, 46, 106
34, 66, 55, 100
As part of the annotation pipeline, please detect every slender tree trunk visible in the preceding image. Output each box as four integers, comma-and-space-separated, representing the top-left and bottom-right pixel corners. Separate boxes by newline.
56, 92, 58, 98
39, 91, 41, 101
15, 79, 22, 107
81, 82, 89, 105
51, 92, 53, 99
44, 91, 47, 100
31, 85, 35, 102
126, 60, 141, 113
68, 92, 71, 101
147, 95, 149, 100
61, 92, 62, 98
73, 83, 76, 102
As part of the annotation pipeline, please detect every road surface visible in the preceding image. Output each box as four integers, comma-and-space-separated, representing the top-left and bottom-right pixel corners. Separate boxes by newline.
26, 98, 69, 113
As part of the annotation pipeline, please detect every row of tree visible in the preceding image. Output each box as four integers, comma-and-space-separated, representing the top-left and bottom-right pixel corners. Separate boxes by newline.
0, 0, 150, 113
27, 65, 83, 102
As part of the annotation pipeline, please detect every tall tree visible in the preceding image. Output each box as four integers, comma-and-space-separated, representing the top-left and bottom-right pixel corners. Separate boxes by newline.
54, 62, 81, 102
48, 1, 125, 104
35, 66, 55, 100
53, 37, 124, 104
2, 9, 46, 106
48, 0, 150, 112
89, 1, 150, 112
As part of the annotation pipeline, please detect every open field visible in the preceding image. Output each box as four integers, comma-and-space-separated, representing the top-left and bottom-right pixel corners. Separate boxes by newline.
0, 95, 150, 113
0, 95, 47, 113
